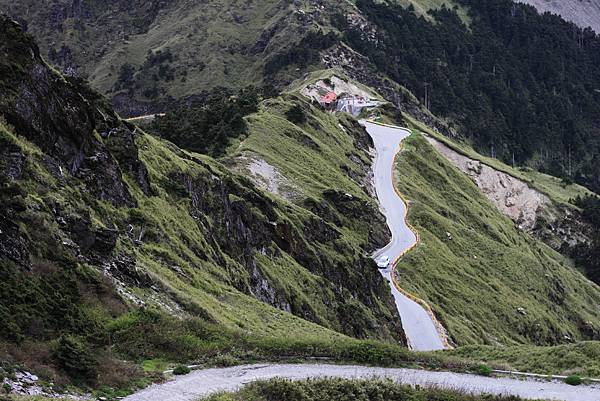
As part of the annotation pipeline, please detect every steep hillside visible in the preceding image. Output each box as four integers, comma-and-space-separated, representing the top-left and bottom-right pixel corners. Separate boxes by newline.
145, 64, 600, 349
0, 15, 411, 387
518, 0, 600, 32
407, 115, 595, 258
394, 133, 600, 346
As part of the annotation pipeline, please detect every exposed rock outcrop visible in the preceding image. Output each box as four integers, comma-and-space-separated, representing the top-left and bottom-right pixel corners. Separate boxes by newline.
0, 16, 150, 207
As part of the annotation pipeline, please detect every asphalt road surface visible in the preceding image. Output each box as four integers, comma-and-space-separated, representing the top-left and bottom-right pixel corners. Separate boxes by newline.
363, 121, 445, 351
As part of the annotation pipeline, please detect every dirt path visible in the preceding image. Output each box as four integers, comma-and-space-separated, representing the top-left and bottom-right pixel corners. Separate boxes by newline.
123, 363, 600, 401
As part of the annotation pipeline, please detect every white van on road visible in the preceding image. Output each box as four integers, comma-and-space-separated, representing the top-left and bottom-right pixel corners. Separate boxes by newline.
377, 255, 391, 269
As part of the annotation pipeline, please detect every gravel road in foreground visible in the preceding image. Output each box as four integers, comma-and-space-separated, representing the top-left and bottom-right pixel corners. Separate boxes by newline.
124, 363, 600, 401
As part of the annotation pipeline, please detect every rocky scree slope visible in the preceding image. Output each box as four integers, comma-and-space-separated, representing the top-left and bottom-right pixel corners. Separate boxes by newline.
0, 13, 406, 359
518, 0, 600, 32
424, 134, 594, 255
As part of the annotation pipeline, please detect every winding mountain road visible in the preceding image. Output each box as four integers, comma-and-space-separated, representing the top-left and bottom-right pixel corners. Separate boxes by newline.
363, 121, 445, 351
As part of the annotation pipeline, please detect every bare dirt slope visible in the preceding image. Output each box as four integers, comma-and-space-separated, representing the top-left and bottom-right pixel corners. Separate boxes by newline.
425, 136, 549, 232
519, 0, 600, 32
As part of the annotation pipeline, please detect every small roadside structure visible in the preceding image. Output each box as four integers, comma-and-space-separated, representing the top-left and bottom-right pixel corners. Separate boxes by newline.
302, 75, 382, 115
337, 94, 381, 116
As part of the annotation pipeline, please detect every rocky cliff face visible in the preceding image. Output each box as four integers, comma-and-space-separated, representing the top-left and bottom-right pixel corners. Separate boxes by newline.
1, 17, 150, 208
0, 15, 405, 349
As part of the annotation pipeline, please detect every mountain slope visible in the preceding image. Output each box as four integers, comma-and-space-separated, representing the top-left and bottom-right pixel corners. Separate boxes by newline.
394, 132, 600, 346
0, 15, 408, 385
338, 0, 600, 193
6, 0, 600, 196
149, 63, 600, 348
0, 0, 344, 116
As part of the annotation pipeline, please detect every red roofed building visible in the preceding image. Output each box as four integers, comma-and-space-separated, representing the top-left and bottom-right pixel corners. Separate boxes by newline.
320, 92, 337, 107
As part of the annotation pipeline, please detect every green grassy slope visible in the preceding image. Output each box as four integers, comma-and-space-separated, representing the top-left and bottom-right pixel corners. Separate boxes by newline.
134, 130, 400, 339
0, 112, 404, 343
404, 115, 594, 207
228, 92, 386, 249
449, 341, 600, 377
0, 118, 349, 342
394, 133, 600, 346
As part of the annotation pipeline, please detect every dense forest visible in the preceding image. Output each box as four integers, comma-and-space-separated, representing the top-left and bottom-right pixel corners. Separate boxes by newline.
337, 0, 600, 192
151, 86, 260, 157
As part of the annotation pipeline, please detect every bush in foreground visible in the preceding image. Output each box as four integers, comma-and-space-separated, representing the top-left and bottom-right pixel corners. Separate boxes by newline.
206, 378, 526, 401
565, 375, 582, 386
172, 365, 191, 376
476, 364, 492, 377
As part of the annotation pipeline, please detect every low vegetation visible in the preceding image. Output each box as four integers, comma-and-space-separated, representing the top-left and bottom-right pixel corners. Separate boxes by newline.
107, 309, 458, 370
565, 375, 582, 386
448, 341, 600, 377
204, 378, 527, 401
172, 365, 191, 375
475, 364, 491, 377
